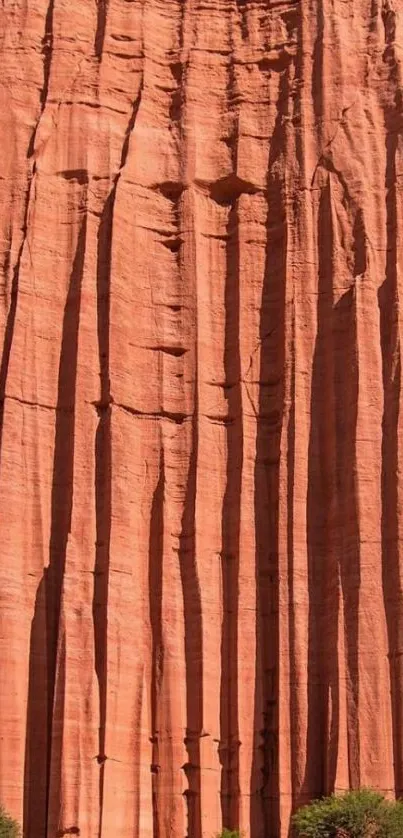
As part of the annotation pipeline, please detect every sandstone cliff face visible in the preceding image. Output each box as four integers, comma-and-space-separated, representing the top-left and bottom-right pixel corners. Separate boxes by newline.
0, 0, 402, 836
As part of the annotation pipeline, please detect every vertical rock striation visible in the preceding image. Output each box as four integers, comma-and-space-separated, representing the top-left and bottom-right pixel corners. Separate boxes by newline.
0, 0, 402, 835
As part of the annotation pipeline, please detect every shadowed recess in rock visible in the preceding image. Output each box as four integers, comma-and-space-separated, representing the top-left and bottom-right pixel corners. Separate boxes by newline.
251, 167, 287, 838
93, 186, 113, 838
219, 202, 242, 830
180, 418, 203, 838
44, 214, 87, 836
149, 448, 164, 838
379, 115, 403, 793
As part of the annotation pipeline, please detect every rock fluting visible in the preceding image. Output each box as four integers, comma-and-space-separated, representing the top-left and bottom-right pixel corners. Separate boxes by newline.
0, 0, 402, 836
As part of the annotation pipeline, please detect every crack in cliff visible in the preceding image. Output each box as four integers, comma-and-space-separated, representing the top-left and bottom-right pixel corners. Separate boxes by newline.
44, 212, 87, 837
93, 182, 113, 838
40, 0, 55, 107
219, 197, 242, 830
28, 49, 89, 166
177, 23, 203, 833
92, 19, 144, 831
95, 0, 109, 60
311, 146, 367, 283
0, 169, 36, 463
209, 44, 243, 823
180, 417, 203, 838
304, 177, 338, 799
0, 394, 70, 412
149, 446, 164, 838
27, 0, 55, 159
250, 82, 289, 836
310, 100, 358, 190
115, 403, 190, 423
241, 328, 278, 418
379, 103, 403, 794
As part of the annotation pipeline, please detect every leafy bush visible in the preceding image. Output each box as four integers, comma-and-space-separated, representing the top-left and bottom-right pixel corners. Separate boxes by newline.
293, 788, 403, 838
216, 830, 241, 838
0, 807, 20, 838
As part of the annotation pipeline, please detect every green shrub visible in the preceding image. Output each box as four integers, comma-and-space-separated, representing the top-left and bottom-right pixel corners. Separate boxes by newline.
293, 788, 403, 838
0, 807, 20, 838
216, 830, 241, 838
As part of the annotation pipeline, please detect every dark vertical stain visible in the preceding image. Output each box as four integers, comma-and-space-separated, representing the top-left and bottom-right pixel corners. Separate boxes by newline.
176, 6, 202, 827
311, 0, 324, 121
47, 631, 67, 837
93, 187, 113, 838
0, 176, 34, 458
286, 311, 298, 812
219, 203, 242, 830
23, 578, 48, 838
94, 0, 108, 60
120, 87, 143, 169
320, 197, 340, 797
289, 4, 307, 813
303, 180, 340, 803
334, 286, 360, 789
250, 76, 288, 832
0, 0, 55, 461
379, 121, 403, 794
235, 0, 248, 41
91, 69, 144, 832
92, 404, 111, 838
92, 15, 146, 827
45, 213, 87, 834
180, 419, 202, 838
382, 1, 397, 64
27, 0, 55, 158
41, 0, 55, 107
352, 208, 367, 277
0, 259, 20, 449
369, 0, 381, 36
149, 451, 164, 838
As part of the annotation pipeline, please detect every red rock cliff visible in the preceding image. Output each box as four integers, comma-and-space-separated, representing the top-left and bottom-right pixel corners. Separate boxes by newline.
0, 0, 402, 836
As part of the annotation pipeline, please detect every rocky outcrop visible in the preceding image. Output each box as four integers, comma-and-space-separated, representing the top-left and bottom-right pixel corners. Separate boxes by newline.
0, 0, 402, 836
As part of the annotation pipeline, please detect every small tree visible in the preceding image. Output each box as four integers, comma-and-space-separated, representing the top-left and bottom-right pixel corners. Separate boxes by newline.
293, 788, 403, 838
0, 807, 20, 838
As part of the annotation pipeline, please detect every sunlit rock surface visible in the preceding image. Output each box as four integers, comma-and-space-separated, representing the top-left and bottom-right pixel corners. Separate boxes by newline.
0, 0, 402, 836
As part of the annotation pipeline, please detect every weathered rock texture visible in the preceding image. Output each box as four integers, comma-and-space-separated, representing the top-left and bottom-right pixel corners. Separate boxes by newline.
0, 0, 402, 835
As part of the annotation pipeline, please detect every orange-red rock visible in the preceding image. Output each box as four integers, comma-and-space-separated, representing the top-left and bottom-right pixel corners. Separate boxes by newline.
0, 0, 402, 836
